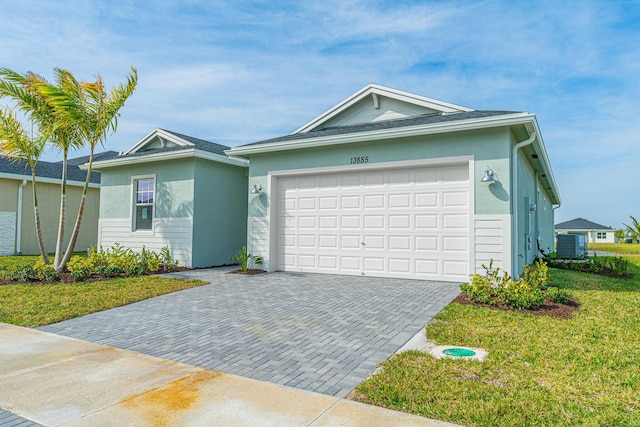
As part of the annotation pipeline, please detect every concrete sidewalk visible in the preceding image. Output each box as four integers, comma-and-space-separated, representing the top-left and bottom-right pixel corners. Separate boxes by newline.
0, 323, 459, 426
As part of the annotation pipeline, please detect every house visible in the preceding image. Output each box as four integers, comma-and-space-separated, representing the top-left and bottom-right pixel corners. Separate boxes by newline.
90, 129, 248, 268
0, 151, 118, 256
226, 84, 561, 281
555, 218, 615, 243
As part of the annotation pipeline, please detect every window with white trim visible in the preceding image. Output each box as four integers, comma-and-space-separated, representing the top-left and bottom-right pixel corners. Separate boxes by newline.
597, 232, 607, 239
134, 178, 154, 230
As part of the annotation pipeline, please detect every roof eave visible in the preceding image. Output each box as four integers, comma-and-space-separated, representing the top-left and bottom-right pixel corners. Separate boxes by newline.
0, 171, 98, 187
88, 148, 249, 170
226, 112, 533, 157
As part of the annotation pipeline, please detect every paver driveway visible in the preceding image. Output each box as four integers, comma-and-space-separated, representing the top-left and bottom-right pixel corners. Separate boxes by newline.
39, 268, 461, 397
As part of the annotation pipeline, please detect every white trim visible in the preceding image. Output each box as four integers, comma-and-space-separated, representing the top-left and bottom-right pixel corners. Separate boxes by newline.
131, 174, 156, 233
0, 172, 98, 188
88, 148, 249, 170
227, 113, 533, 156
264, 156, 475, 278
124, 128, 195, 155
293, 83, 473, 134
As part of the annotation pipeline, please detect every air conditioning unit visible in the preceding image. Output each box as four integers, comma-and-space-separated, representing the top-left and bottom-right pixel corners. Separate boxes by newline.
556, 234, 586, 258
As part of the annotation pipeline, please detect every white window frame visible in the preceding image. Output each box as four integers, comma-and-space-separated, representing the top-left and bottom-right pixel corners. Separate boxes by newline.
597, 232, 607, 239
131, 174, 156, 233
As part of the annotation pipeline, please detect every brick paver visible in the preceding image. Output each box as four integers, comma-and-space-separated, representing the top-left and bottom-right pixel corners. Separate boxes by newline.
39, 268, 460, 397
0, 409, 41, 426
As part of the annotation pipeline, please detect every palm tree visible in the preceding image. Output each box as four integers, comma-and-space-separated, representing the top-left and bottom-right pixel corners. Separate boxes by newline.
623, 216, 640, 243
1, 66, 137, 272
47, 67, 138, 270
0, 108, 49, 262
0, 69, 59, 263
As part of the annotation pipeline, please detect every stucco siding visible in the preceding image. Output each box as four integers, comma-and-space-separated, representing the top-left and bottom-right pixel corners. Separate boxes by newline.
537, 186, 555, 253
0, 178, 19, 211
20, 182, 100, 255
192, 159, 248, 267
514, 146, 538, 267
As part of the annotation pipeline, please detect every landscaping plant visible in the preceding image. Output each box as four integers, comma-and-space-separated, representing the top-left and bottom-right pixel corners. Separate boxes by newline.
231, 246, 263, 272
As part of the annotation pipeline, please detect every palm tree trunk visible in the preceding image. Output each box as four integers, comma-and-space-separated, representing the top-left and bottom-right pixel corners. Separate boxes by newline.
31, 170, 49, 264
54, 151, 68, 272
59, 153, 93, 270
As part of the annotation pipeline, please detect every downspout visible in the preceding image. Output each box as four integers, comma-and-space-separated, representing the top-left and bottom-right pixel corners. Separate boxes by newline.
16, 179, 27, 254
511, 132, 536, 276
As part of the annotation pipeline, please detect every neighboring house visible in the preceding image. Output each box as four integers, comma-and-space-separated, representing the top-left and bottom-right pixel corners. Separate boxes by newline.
227, 84, 561, 281
0, 151, 118, 256
90, 129, 248, 268
555, 218, 615, 243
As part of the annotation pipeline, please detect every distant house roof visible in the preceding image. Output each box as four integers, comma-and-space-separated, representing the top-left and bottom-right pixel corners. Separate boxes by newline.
0, 152, 115, 184
240, 110, 519, 148
555, 218, 612, 231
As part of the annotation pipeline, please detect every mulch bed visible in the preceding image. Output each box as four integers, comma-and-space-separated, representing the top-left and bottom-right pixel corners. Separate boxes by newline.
227, 269, 266, 275
0, 267, 187, 286
454, 292, 580, 319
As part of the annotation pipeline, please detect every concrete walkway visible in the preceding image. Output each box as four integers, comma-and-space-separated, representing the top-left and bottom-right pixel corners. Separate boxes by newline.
0, 323, 459, 426
39, 268, 461, 398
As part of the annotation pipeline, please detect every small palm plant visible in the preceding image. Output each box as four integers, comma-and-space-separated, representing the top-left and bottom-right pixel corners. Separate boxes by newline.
231, 246, 263, 272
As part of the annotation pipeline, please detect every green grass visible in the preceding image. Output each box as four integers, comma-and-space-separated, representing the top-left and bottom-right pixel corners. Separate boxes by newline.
355, 258, 640, 426
589, 242, 640, 256
0, 255, 206, 327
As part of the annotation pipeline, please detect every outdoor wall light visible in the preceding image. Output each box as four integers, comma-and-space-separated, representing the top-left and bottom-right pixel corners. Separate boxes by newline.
481, 169, 496, 183
251, 183, 262, 194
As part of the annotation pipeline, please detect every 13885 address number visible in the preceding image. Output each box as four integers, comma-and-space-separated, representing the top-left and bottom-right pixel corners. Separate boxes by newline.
350, 156, 369, 164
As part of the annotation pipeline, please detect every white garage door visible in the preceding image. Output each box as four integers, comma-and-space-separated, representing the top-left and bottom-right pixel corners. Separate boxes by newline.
277, 163, 471, 281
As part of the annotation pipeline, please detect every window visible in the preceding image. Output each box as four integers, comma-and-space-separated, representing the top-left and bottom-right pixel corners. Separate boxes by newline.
134, 178, 154, 230
597, 232, 607, 239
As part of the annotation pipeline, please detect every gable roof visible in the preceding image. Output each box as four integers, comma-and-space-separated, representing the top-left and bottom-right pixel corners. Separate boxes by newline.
90, 128, 248, 170
0, 153, 107, 185
62, 151, 120, 166
293, 83, 473, 134
555, 218, 612, 230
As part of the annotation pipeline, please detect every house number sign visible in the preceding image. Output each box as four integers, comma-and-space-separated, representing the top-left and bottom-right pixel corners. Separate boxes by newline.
350, 156, 369, 164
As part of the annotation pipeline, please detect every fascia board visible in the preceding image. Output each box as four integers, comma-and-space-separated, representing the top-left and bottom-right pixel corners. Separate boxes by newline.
227, 113, 534, 157
530, 118, 561, 205
0, 172, 98, 188
368, 84, 473, 113
293, 84, 474, 135
89, 149, 248, 171
123, 128, 195, 155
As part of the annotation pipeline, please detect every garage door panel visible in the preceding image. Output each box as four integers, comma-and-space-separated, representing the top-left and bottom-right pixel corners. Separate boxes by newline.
341, 195, 360, 209
415, 192, 438, 208
443, 191, 468, 207
277, 163, 471, 281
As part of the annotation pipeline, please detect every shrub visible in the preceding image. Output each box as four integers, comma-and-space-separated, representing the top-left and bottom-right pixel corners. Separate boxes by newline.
70, 267, 91, 282
160, 246, 178, 270
94, 265, 124, 278
67, 255, 93, 273
34, 259, 60, 282
497, 280, 545, 310
462, 260, 552, 310
125, 265, 146, 276
230, 246, 263, 272
546, 286, 571, 304
9, 264, 36, 282
522, 259, 549, 289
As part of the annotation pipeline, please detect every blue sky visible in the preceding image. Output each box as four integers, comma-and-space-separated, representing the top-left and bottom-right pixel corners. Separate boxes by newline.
1, 0, 639, 229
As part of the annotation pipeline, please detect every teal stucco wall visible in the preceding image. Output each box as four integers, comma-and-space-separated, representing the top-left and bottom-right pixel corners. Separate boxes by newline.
247, 127, 513, 217
99, 158, 195, 220
192, 158, 248, 267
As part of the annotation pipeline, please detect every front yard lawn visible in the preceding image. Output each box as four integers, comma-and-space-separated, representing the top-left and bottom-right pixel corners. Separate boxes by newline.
589, 242, 640, 255
354, 258, 640, 426
0, 256, 206, 327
